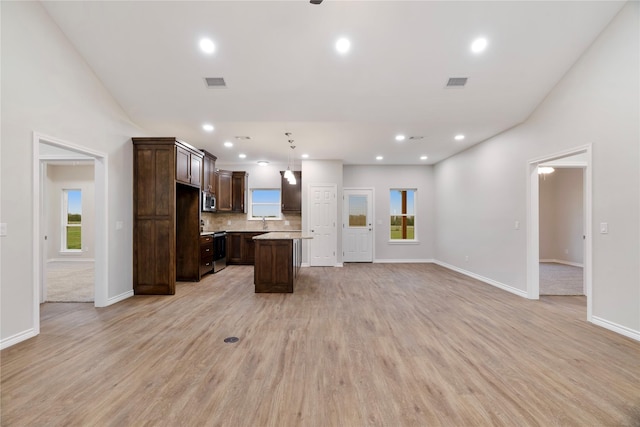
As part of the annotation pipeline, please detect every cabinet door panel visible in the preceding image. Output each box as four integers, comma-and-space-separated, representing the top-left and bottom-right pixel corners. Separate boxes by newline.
190, 154, 202, 187
176, 146, 191, 184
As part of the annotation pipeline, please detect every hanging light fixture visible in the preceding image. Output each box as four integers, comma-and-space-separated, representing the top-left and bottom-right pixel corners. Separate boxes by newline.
284, 133, 297, 184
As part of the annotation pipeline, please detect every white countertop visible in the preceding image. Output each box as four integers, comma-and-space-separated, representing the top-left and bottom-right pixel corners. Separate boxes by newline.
252, 232, 313, 240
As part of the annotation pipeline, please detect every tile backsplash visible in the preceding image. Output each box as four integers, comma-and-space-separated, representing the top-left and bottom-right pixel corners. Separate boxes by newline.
202, 212, 301, 232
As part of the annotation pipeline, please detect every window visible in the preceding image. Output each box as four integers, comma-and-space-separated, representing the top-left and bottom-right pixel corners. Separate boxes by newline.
250, 189, 281, 219
62, 189, 82, 251
390, 189, 416, 240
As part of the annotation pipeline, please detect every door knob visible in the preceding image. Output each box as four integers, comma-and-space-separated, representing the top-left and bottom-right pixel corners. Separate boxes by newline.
311, 229, 315, 232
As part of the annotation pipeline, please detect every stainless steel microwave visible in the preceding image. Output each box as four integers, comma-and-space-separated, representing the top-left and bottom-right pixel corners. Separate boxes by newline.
202, 192, 216, 212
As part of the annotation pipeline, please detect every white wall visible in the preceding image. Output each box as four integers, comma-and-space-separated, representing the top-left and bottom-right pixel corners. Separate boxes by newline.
539, 168, 584, 265
343, 165, 435, 262
46, 164, 96, 260
1, 2, 144, 346
435, 2, 639, 334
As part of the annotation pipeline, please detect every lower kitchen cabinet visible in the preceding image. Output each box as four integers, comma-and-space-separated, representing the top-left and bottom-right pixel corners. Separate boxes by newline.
226, 232, 264, 265
200, 234, 214, 277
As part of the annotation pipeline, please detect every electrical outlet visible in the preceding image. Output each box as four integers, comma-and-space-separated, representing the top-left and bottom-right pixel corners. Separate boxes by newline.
285, 220, 290, 225
0, 223, 6, 236
116, 221, 123, 230
227, 220, 231, 225
514, 221, 520, 230
465, 255, 469, 262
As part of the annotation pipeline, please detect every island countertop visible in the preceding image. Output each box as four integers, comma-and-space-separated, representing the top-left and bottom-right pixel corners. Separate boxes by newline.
253, 232, 313, 240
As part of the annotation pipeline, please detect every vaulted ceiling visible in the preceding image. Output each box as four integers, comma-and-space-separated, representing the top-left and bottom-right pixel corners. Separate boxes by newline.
42, 1, 626, 166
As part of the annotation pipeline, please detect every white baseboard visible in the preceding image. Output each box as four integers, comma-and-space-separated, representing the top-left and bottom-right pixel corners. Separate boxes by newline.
374, 258, 434, 263
540, 259, 584, 268
106, 290, 133, 306
1, 328, 37, 350
47, 258, 95, 263
433, 260, 528, 298
591, 316, 640, 342
301, 263, 310, 268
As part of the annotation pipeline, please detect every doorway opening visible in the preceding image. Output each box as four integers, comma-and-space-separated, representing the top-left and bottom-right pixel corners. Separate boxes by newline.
527, 145, 593, 320
33, 133, 108, 335
43, 163, 96, 303
538, 162, 585, 296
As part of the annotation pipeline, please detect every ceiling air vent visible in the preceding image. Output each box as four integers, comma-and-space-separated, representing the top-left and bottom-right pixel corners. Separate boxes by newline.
408, 136, 424, 140
204, 77, 227, 88
446, 77, 468, 87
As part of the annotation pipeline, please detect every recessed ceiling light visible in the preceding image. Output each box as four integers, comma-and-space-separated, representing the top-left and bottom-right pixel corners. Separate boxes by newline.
257, 160, 269, 166
238, 153, 246, 159
202, 124, 214, 132
199, 38, 215, 54
395, 135, 406, 142
420, 156, 428, 160
471, 37, 487, 53
454, 134, 465, 141
335, 37, 351, 54
224, 141, 233, 148
301, 154, 309, 159
376, 156, 383, 161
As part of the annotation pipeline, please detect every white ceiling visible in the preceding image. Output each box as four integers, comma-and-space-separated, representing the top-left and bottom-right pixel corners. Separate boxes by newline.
41, 1, 625, 166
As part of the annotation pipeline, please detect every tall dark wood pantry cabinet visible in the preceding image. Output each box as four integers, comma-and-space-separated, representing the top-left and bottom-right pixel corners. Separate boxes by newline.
132, 137, 204, 295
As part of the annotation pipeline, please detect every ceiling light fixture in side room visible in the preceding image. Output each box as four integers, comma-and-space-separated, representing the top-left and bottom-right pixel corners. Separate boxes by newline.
471, 37, 488, 53
202, 123, 214, 132
454, 134, 465, 141
335, 37, 351, 54
224, 141, 233, 148
238, 153, 247, 159
199, 38, 215, 54
395, 134, 406, 141
257, 160, 269, 166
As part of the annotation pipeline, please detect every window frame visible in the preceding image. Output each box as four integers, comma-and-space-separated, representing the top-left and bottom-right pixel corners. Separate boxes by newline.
389, 188, 417, 243
61, 188, 82, 252
248, 188, 282, 220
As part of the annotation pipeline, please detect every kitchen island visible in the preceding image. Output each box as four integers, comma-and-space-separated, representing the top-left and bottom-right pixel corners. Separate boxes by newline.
253, 232, 312, 293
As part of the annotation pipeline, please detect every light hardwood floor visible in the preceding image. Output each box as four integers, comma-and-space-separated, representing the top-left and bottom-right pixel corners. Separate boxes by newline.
2, 263, 639, 426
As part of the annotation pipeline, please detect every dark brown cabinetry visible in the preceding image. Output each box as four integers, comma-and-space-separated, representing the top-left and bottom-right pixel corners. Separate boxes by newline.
254, 237, 302, 293
216, 170, 233, 211
201, 150, 217, 195
280, 171, 302, 213
226, 232, 264, 265
176, 145, 202, 187
200, 234, 214, 277
132, 137, 203, 295
232, 171, 247, 213
216, 170, 247, 213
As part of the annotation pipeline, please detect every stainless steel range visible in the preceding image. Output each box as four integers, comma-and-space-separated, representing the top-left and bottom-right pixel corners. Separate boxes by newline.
213, 231, 227, 273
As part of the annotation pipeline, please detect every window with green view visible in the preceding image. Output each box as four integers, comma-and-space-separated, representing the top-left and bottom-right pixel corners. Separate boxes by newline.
63, 189, 82, 251
390, 189, 416, 240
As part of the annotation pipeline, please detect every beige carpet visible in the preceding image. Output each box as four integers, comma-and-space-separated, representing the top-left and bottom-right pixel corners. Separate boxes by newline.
539, 262, 584, 295
46, 261, 94, 302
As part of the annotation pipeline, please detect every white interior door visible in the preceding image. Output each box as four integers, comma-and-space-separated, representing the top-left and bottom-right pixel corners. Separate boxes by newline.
343, 189, 373, 262
308, 185, 337, 266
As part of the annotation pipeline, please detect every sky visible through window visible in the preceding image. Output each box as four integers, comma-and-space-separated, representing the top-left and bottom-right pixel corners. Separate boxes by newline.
67, 190, 82, 214
390, 190, 414, 215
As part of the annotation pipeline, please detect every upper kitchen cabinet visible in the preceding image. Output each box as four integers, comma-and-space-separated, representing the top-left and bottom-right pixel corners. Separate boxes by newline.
217, 170, 233, 211
216, 170, 248, 213
232, 171, 248, 213
201, 150, 217, 195
280, 171, 302, 213
176, 144, 203, 187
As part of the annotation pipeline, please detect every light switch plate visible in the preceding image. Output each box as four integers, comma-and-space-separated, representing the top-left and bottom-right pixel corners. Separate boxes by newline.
600, 222, 608, 234
0, 223, 6, 236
